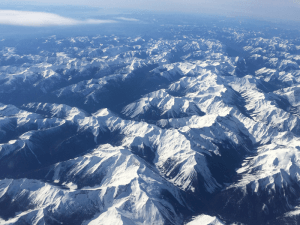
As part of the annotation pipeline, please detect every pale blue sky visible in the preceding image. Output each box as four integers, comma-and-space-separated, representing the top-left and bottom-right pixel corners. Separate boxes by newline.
1, 0, 300, 22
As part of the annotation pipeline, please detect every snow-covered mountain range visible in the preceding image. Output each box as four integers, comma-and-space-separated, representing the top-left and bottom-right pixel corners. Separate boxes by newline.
1, 19, 300, 224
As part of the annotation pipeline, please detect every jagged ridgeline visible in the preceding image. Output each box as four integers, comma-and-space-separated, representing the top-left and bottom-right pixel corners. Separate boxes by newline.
1, 16, 300, 225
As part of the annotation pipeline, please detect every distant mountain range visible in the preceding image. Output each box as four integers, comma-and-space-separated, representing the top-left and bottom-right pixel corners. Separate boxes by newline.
1, 16, 300, 224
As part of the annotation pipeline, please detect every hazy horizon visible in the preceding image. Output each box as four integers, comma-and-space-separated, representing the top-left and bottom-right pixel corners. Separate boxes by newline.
1, 0, 300, 23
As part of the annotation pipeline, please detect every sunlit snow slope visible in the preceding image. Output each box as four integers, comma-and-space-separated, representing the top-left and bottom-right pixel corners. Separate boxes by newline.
1, 17, 300, 225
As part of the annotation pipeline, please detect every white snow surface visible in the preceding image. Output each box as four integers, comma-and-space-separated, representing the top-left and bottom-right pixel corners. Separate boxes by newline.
185, 215, 225, 225
1, 32, 300, 224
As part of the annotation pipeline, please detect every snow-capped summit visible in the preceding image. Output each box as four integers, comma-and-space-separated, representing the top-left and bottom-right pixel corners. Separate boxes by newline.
1, 17, 300, 225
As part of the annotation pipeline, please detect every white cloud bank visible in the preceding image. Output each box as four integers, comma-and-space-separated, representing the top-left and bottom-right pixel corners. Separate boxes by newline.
116, 17, 139, 22
0, 10, 116, 27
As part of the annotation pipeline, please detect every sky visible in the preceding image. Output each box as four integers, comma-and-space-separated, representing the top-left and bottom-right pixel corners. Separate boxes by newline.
0, 0, 300, 26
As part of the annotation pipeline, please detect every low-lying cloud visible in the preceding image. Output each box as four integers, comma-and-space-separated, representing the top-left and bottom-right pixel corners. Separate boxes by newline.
0, 10, 116, 27
116, 17, 139, 22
